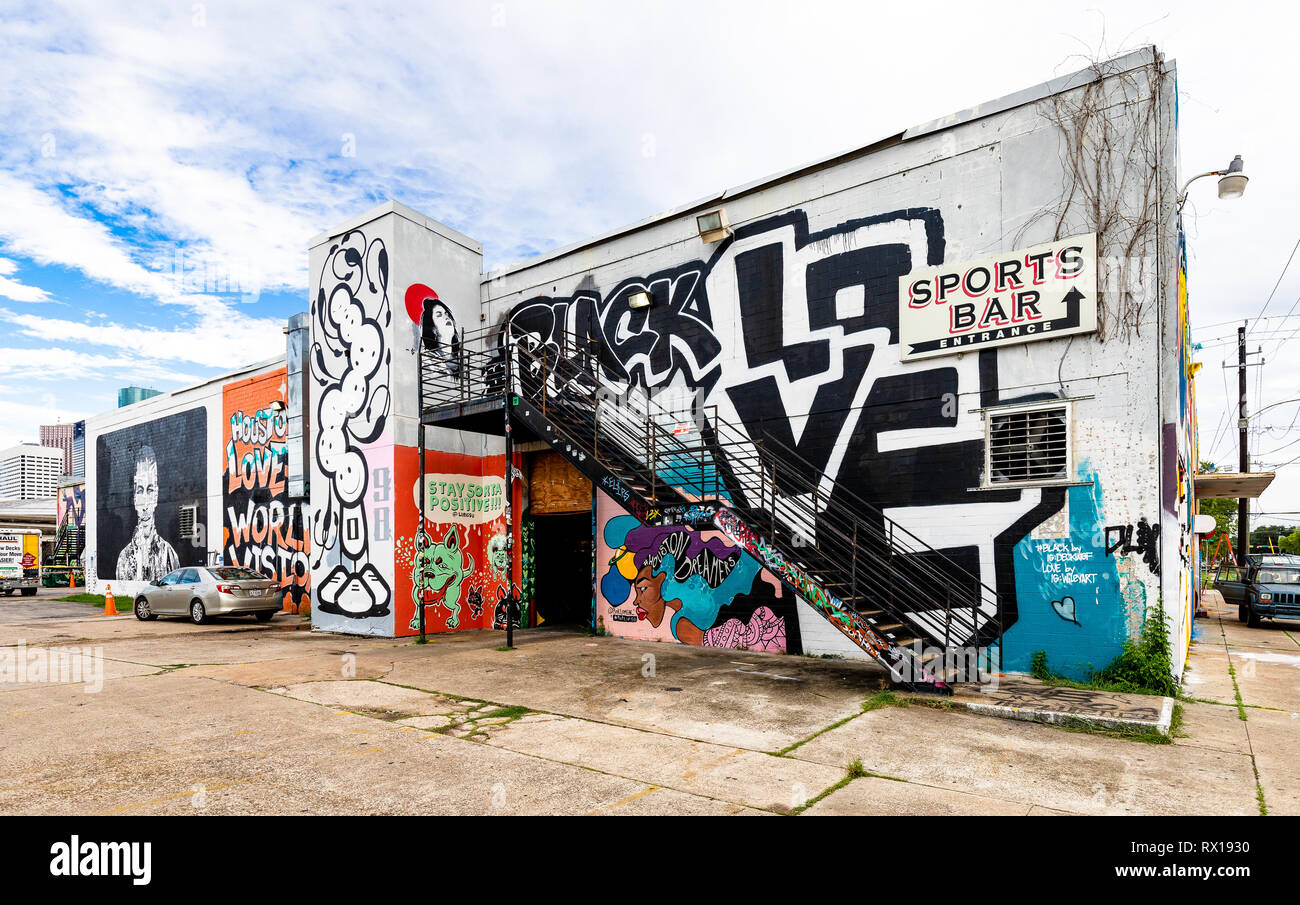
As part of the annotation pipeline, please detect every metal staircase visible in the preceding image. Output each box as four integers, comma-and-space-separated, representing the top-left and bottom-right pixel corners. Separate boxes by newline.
420, 326, 1002, 693
51, 520, 82, 566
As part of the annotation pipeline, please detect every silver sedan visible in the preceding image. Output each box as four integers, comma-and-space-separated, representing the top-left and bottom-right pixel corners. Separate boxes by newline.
133, 566, 282, 624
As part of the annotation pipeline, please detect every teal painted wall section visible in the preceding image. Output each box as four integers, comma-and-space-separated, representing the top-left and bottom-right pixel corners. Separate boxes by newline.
1001, 463, 1135, 680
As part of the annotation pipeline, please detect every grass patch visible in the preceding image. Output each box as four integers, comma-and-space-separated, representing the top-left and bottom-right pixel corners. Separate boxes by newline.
55, 593, 108, 605
494, 645, 515, 652
478, 705, 530, 721
903, 695, 959, 711
861, 689, 902, 711
1169, 703, 1187, 739
1046, 717, 1172, 745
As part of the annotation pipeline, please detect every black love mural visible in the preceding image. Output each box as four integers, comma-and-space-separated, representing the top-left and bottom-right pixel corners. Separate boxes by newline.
95, 407, 207, 582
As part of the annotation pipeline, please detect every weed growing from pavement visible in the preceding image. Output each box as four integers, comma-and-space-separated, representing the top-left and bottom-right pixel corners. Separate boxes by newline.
1029, 601, 1177, 697
1179, 694, 1281, 712
1226, 662, 1248, 722
787, 759, 908, 815
771, 686, 895, 756
1221, 656, 1269, 813
1169, 703, 1186, 739
494, 645, 515, 652
1048, 717, 1172, 746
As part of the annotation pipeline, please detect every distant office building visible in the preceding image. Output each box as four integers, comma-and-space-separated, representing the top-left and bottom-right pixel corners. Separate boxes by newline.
71, 420, 85, 478
118, 386, 162, 408
0, 444, 63, 500
40, 423, 74, 476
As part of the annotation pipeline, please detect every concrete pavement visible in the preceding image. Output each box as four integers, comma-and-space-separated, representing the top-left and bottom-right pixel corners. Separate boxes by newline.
0, 596, 1294, 815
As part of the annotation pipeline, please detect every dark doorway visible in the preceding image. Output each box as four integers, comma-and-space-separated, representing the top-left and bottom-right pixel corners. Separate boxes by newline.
531, 512, 593, 628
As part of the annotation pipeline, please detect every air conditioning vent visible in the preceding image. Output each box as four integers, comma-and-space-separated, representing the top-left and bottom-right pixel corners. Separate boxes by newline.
178, 504, 199, 540
987, 405, 1069, 484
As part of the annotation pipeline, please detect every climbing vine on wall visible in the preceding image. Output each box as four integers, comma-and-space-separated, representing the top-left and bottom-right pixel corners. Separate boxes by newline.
1017, 51, 1174, 343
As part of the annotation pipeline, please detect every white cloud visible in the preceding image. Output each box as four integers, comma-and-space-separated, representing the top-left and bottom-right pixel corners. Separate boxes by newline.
0, 257, 51, 303
0, 308, 283, 372
0, 395, 86, 453
0, 346, 203, 385
0, 0, 1296, 517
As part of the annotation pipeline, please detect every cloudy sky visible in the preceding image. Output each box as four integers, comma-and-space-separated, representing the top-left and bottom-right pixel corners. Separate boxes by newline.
1, 0, 1297, 523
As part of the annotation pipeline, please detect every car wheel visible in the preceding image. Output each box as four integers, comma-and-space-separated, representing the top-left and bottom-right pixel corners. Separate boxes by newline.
134, 597, 157, 621
254, 610, 275, 623
1238, 605, 1249, 623
20, 587, 37, 597
189, 599, 208, 625
1247, 606, 1262, 628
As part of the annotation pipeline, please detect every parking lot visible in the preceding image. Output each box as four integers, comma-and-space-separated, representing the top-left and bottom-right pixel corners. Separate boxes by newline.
0, 590, 1295, 815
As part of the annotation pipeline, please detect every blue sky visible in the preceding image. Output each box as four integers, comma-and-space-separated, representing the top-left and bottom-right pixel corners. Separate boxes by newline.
1, 0, 1298, 521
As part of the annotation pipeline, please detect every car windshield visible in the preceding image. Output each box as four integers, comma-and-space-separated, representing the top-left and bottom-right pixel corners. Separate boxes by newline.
209, 567, 269, 581
1256, 568, 1300, 585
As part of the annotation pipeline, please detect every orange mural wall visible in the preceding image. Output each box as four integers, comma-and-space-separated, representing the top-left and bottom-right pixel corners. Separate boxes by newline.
222, 368, 311, 612
393, 446, 523, 637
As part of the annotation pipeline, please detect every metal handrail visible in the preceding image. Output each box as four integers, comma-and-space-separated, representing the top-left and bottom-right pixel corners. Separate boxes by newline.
419, 325, 1002, 662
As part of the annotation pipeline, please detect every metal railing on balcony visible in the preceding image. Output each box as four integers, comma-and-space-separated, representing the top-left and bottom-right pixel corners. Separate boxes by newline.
420, 325, 1002, 687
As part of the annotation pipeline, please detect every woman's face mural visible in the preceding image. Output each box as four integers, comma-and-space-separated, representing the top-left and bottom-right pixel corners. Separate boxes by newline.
601, 515, 784, 649
632, 566, 670, 626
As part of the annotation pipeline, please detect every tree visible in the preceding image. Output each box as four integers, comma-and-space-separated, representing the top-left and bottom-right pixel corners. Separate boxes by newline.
1250, 524, 1290, 553
1197, 496, 1237, 539
1280, 528, 1300, 556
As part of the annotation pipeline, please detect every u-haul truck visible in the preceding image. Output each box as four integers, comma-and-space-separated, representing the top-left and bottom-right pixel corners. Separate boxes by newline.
0, 528, 41, 596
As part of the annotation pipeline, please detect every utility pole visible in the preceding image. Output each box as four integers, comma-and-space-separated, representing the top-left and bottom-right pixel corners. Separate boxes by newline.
1231, 326, 1266, 566
1237, 326, 1249, 567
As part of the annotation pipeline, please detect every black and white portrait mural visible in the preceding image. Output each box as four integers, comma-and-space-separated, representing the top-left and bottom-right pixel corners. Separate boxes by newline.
95, 408, 207, 581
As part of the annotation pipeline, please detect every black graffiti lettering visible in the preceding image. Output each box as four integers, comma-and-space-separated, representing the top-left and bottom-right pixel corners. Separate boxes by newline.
1104, 518, 1161, 574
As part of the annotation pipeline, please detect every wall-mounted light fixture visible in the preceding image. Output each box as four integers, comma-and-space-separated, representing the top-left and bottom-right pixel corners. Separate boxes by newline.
696, 208, 731, 243
267, 400, 287, 413
627, 290, 654, 310
1178, 155, 1248, 211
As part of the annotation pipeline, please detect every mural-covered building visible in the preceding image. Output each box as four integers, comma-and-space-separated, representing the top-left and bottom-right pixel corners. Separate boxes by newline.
84, 338, 312, 614
84, 48, 1200, 686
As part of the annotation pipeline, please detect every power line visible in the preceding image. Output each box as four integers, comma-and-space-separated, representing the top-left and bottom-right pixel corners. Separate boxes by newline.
1249, 237, 1300, 326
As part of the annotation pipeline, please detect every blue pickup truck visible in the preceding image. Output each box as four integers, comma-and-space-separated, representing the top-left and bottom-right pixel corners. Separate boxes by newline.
1214, 553, 1300, 627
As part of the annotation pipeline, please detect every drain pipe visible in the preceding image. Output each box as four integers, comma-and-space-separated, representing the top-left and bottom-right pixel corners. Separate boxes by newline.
503, 330, 515, 650
417, 334, 427, 644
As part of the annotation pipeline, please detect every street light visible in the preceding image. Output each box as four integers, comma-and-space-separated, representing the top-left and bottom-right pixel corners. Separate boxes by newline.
1178, 155, 1248, 211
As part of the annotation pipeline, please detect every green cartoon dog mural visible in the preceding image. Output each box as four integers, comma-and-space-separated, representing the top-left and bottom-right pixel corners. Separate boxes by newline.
410, 525, 475, 630
488, 532, 509, 578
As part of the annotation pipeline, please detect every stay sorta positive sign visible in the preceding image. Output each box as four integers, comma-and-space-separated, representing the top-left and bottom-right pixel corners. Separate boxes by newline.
898, 233, 1097, 362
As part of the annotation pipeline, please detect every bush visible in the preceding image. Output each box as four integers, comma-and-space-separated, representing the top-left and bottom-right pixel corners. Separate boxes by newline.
1091, 599, 1177, 696
1027, 599, 1176, 697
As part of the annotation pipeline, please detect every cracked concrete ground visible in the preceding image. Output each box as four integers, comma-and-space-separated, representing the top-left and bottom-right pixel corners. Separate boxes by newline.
0, 592, 1295, 815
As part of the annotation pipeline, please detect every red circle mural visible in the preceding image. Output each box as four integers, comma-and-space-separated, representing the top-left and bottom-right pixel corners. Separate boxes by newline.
404, 283, 438, 325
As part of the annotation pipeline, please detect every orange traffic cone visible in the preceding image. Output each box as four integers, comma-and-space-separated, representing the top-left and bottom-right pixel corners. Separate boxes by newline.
104, 584, 118, 616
